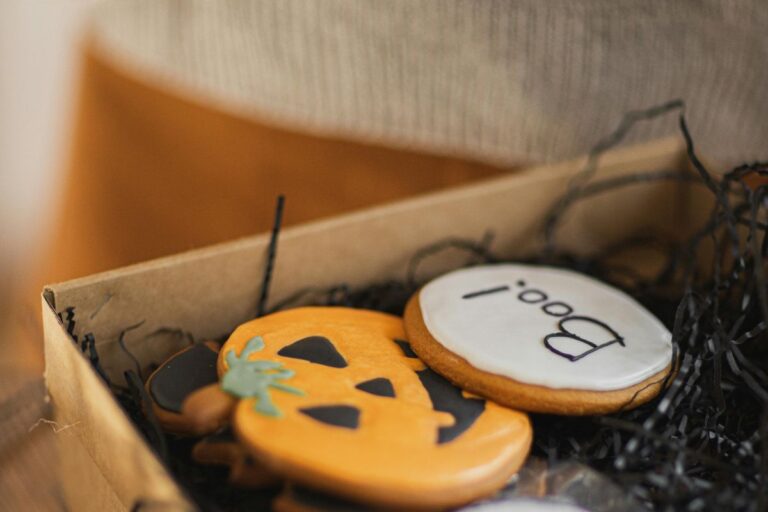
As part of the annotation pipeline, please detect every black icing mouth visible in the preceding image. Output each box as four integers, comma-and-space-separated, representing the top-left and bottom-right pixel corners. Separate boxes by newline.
416, 366, 486, 444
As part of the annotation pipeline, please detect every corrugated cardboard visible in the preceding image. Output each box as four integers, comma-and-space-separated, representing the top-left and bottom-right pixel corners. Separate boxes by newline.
42, 137, 704, 511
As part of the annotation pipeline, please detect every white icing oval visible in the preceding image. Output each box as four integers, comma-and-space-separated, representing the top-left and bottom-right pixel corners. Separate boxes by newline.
419, 264, 673, 391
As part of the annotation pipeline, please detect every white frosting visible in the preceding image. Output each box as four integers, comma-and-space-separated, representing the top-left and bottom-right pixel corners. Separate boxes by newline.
419, 264, 672, 391
463, 498, 589, 512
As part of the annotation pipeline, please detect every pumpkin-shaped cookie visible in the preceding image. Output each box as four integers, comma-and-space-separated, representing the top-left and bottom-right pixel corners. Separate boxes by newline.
218, 307, 531, 510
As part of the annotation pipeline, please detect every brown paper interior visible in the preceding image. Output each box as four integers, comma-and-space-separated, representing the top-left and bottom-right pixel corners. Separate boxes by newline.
43, 137, 714, 510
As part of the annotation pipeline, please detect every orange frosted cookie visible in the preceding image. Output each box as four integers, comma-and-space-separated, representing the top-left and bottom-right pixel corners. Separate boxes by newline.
218, 307, 532, 510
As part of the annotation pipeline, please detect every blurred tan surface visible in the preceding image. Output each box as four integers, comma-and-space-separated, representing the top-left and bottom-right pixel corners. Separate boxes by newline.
0, 375, 62, 511
46, 43, 510, 285
15, 41, 509, 367
2, 39, 511, 510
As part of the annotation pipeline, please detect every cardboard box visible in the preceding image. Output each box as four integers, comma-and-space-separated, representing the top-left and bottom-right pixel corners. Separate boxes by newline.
42, 138, 702, 511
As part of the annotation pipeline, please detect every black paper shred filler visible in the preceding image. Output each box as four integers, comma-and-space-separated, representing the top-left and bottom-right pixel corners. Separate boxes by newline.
62, 102, 768, 512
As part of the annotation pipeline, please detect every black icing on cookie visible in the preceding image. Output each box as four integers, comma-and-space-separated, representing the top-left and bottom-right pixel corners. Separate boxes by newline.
544, 315, 625, 362
462, 285, 511, 299
148, 343, 219, 413
278, 336, 348, 368
394, 338, 418, 358
355, 378, 396, 398
416, 368, 485, 444
299, 405, 361, 430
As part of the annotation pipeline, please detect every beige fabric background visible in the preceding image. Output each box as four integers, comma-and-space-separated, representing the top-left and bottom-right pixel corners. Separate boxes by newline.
91, 0, 768, 168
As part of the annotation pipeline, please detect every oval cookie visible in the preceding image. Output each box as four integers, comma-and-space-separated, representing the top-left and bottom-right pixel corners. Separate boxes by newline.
218, 307, 532, 510
404, 264, 674, 415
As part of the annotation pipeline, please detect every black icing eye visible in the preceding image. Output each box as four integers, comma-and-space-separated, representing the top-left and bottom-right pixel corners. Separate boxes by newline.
394, 339, 418, 358
278, 336, 348, 368
299, 405, 360, 430
355, 378, 396, 398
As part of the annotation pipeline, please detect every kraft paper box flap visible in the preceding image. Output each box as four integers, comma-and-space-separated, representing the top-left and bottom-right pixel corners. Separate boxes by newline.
42, 297, 193, 511
42, 137, 699, 511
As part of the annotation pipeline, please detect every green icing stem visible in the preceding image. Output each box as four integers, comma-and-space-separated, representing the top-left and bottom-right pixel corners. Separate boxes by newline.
221, 335, 305, 417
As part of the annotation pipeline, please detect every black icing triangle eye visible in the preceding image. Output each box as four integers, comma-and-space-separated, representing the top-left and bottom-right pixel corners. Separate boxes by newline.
394, 339, 418, 358
278, 336, 347, 368
355, 378, 396, 398
299, 405, 360, 429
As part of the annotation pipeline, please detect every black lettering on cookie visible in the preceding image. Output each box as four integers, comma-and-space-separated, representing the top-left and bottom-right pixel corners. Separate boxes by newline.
514, 278, 624, 361
462, 285, 511, 300
518, 289, 548, 304
543, 316, 625, 361
541, 301, 573, 317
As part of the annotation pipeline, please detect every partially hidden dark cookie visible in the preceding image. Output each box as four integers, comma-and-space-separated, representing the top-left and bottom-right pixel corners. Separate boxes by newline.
404, 264, 675, 415
145, 341, 236, 435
